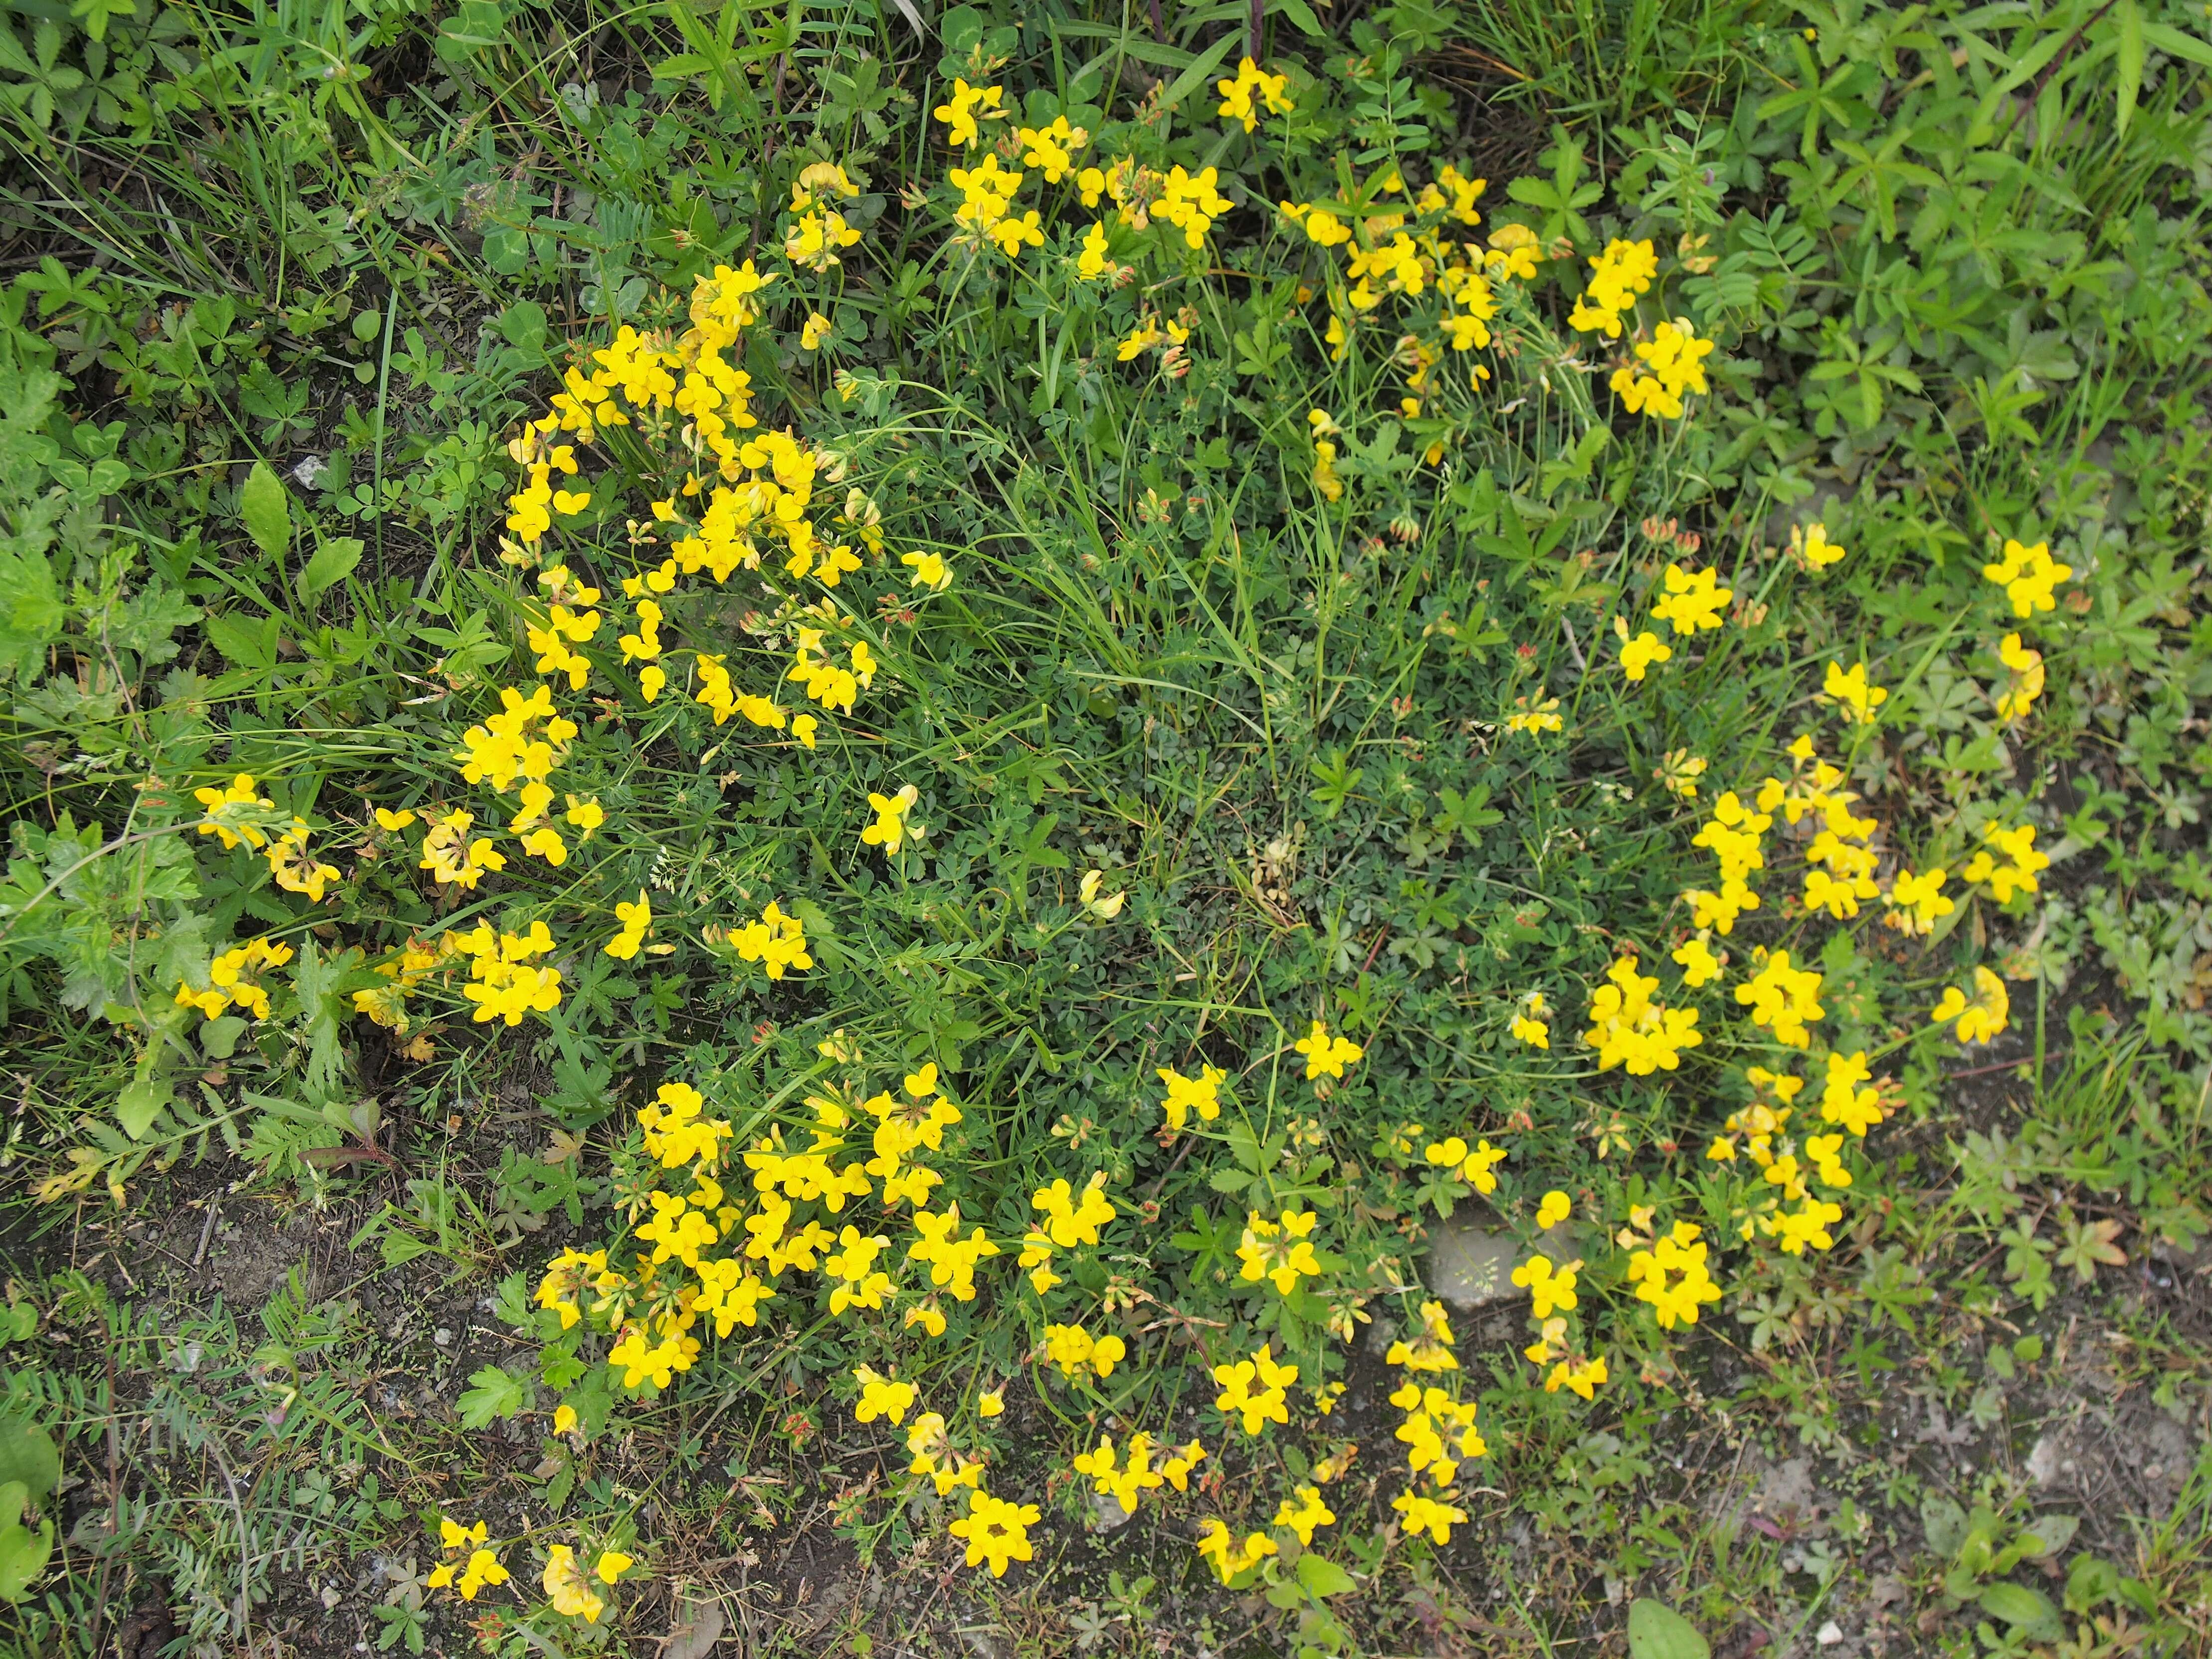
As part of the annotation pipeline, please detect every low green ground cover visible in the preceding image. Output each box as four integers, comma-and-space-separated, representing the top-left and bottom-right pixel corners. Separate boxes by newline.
0, 0, 2209, 1655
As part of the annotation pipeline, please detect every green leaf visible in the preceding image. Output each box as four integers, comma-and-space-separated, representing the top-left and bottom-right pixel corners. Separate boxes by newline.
199, 1015, 246, 1059
1296, 1554, 1356, 1597
456, 1365, 531, 1429
0, 1517, 52, 1603
0, 550, 63, 682
0, 1421, 59, 1500
1626, 1599, 1710, 1659
116, 1075, 170, 1140
238, 460, 291, 560
2114, 0, 2143, 137
1922, 1493, 1969, 1558
495, 301, 549, 351
300, 534, 363, 603
1978, 1582, 2060, 1639
203, 611, 279, 670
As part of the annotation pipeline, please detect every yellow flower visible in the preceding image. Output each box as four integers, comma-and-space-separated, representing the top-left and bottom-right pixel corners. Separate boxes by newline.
194, 772, 277, 849
552, 1403, 579, 1435
1791, 521, 1845, 570
1235, 1209, 1323, 1295
852, 1364, 917, 1426
932, 78, 1005, 148
1076, 220, 1115, 281
1982, 537, 2073, 618
1932, 965, 2010, 1045
1292, 1018, 1364, 1080
605, 889, 651, 959
542, 1543, 603, 1622
801, 312, 832, 350
1543, 1355, 1609, 1399
1158, 1063, 1226, 1130
861, 784, 921, 854
1535, 1190, 1571, 1229
264, 818, 342, 901
1820, 659, 1888, 725
373, 806, 416, 831
1196, 1517, 1279, 1584
1650, 562, 1732, 635
1509, 1253, 1580, 1318
1671, 934, 1723, 987
1214, 55, 1292, 132
978, 1387, 1005, 1418
1272, 1485, 1335, 1545
1615, 619, 1671, 680
1884, 866, 1954, 936
1030, 1173, 1116, 1246
1423, 1135, 1509, 1193
1734, 949, 1824, 1048
1994, 632, 2044, 721
1211, 1344, 1297, 1435
1961, 821, 2050, 903
1503, 690, 1563, 735
949, 1490, 1039, 1577
1041, 1322, 1126, 1380
1392, 1490, 1468, 1545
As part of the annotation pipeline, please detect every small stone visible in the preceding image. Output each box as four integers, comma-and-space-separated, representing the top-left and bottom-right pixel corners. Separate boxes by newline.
432, 1327, 452, 1346
1426, 1207, 1518, 1309
2026, 1435, 2060, 1485
1816, 1620, 1843, 1646
1093, 1492, 1134, 1532
292, 454, 330, 489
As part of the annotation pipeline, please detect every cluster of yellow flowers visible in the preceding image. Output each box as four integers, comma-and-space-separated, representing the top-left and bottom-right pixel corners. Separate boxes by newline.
1623, 1219, 1722, 1328
1983, 536, 2073, 618
448, 918, 565, 1026
1934, 964, 2011, 1044
1156, 1061, 1225, 1130
1610, 319, 1714, 419
1564, 238, 1714, 420
419, 1515, 631, 1624
1236, 1208, 1323, 1295
1582, 956, 1703, 1075
1071, 1431, 1207, 1513
1280, 163, 1515, 421
1211, 1343, 1298, 1434
928, 70, 1270, 271
191, 772, 278, 850
1381, 1300, 1477, 1544
173, 935, 291, 1021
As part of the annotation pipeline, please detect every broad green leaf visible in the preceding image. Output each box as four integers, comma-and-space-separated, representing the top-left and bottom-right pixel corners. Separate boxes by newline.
116, 1075, 170, 1140
457, 1364, 531, 1429
300, 534, 364, 603
1296, 1554, 1356, 1596
238, 460, 291, 559
0, 549, 63, 682
1626, 1599, 1709, 1659
1922, 1493, 1969, 1557
203, 611, 278, 669
495, 301, 549, 351
0, 1421, 59, 1499
1978, 1582, 2060, 1638
0, 1517, 51, 1603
